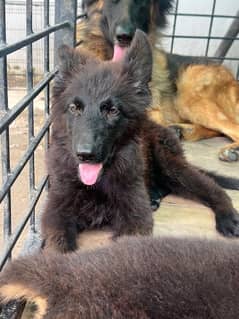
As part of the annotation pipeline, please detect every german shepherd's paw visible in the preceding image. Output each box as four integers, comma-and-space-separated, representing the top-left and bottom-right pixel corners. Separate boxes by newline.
218, 148, 239, 162
216, 211, 239, 237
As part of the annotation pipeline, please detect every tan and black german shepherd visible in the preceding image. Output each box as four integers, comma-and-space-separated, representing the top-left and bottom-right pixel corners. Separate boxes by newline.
76, 0, 239, 162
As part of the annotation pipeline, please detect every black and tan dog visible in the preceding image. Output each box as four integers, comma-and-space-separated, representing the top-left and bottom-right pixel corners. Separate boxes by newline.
39, 30, 239, 253
77, 0, 239, 162
1, 236, 239, 318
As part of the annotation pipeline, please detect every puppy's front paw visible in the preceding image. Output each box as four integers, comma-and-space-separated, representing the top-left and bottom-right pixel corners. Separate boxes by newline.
168, 125, 183, 140
216, 211, 239, 237
44, 233, 77, 253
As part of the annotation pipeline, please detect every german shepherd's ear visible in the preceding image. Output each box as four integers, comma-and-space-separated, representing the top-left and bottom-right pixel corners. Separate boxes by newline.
153, 0, 174, 27
82, 0, 99, 10
123, 29, 152, 85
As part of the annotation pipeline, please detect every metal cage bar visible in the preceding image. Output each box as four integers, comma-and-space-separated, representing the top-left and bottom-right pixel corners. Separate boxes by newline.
0, 0, 12, 253
0, 1, 78, 315
0, 0, 77, 277
168, 7, 239, 67
43, 0, 51, 195
26, 0, 36, 231
170, 0, 179, 53
205, 0, 217, 56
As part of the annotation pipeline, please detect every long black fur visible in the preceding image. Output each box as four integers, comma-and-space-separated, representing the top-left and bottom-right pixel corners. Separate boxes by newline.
40, 30, 239, 253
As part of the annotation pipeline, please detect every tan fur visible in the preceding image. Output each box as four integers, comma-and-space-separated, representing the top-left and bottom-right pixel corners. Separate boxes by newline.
0, 284, 48, 319
76, 1, 111, 60
76, 2, 239, 161
175, 65, 239, 160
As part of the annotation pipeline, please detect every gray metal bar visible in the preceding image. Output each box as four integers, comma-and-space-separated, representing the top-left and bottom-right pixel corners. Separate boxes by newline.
0, 21, 70, 57
26, 0, 36, 231
205, 0, 217, 56
0, 175, 48, 271
214, 10, 239, 58
0, 0, 12, 249
44, 0, 50, 177
168, 13, 239, 19
0, 119, 51, 203
164, 34, 239, 40
0, 70, 56, 135
54, 0, 77, 65
170, 0, 179, 53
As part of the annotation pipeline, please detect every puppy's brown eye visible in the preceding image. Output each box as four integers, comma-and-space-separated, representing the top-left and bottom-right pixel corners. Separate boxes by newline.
109, 106, 119, 116
68, 103, 82, 116
69, 103, 76, 113
100, 99, 120, 117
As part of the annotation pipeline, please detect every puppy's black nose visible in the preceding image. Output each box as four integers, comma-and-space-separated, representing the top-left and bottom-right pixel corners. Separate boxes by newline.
76, 145, 95, 162
115, 24, 135, 44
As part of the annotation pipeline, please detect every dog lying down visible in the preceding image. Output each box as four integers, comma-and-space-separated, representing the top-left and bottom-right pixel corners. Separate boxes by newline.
41, 29, 239, 254
0, 236, 239, 319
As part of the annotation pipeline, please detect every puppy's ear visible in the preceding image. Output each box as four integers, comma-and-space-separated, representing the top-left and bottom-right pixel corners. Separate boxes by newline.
55, 46, 99, 94
123, 29, 152, 85
58, 45, 87, 76
58, 45, 99, 75
153, 0, 173, 27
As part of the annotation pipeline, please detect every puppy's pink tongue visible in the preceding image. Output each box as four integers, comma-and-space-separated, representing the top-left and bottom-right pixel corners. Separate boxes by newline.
78, 163, 103, 186
112, 45, 128, 62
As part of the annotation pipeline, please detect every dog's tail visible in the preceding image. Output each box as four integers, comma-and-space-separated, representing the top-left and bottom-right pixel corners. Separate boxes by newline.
0, 254, 50, 318
202, 170, 239, 190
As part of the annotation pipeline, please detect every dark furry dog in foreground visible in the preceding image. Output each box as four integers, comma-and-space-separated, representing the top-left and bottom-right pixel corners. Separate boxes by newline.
1, 236, 239, 318
41, 30, 239, 253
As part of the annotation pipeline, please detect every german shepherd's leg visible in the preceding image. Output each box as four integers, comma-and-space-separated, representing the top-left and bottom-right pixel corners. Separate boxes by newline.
169, 123, 221, 141
176, 98, 239, 161
152, 126, 239, 237
112, 186, 153, 238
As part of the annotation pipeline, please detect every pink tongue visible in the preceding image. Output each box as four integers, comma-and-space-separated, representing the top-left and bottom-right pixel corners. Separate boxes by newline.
112, 45, 128, 62
78, 163, 103, 186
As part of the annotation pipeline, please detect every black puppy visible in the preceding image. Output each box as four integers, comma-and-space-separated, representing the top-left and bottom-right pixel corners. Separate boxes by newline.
41, 30, 239, 253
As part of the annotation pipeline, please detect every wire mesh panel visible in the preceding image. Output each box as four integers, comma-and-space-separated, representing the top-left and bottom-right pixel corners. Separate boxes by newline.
0, 0, 79, 317
163, 0, 239, 78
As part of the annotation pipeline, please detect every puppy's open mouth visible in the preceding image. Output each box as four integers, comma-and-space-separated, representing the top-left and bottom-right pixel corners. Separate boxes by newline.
112, 42, 130, 62
78, 163, 103, 186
